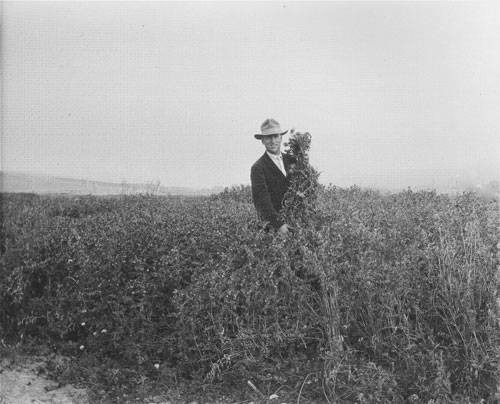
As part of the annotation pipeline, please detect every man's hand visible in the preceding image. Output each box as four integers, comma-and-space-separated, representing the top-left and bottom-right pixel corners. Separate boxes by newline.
278, 224, 289, 235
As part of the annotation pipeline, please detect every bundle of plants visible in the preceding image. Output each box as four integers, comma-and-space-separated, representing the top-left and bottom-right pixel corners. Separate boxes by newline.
281, 130, 321, 228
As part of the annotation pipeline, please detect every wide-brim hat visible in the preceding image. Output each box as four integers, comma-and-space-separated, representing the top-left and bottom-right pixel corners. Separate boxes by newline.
254, 118, 288, 139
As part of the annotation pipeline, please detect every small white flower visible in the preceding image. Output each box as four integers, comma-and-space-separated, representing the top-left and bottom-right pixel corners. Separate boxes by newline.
79, 345, 85, 350
93, 331, 97, 336
269, 393, 279, 400
154, 363, 160, 369
81, 322, 86, 326
101, 329, 107, 333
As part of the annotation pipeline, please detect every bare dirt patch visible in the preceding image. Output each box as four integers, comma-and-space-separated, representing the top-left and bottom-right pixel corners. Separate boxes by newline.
0, 356, 89, 404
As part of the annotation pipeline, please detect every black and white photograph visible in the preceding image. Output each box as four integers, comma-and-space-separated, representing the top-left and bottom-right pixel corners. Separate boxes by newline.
1, 1, 499, 403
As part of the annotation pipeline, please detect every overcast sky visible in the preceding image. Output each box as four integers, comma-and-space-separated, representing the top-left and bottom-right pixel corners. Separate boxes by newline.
2, 1, 499, 190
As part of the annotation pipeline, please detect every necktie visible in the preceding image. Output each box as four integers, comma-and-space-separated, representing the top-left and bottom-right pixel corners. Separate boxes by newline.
276, 155, 286, 176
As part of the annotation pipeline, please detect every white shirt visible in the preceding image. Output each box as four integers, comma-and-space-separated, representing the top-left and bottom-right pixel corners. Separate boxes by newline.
266, 151, 287, 176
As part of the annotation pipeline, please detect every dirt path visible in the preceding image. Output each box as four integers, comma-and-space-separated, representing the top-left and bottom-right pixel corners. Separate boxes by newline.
0, 356, 89, 404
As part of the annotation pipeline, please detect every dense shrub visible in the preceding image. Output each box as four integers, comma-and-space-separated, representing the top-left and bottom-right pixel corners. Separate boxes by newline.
210, 184, 252, 204
0, 162, 498, 401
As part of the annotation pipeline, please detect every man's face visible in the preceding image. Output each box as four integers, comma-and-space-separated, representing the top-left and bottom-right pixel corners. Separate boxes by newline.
261, 134, 282, 155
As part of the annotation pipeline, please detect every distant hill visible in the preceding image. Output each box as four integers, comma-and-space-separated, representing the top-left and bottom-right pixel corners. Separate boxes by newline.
1, 171, 498, 200
0, 172, 224, 196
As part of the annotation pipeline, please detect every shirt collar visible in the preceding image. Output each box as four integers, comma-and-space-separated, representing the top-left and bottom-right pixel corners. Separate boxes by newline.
266, 151, 282, 160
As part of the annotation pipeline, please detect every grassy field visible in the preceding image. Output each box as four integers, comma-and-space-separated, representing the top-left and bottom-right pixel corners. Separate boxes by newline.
0, 183, 498, 403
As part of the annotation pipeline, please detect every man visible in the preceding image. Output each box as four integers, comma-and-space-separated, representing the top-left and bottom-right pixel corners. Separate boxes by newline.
251, 118, 295, 234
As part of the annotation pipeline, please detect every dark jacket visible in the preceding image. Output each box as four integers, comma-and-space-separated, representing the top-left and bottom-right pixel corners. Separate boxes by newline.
250, 152, 295, 229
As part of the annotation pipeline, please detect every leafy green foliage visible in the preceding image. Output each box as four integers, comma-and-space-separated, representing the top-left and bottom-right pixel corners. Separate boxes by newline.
0, 159, 498, 403
282, 130, 321, 227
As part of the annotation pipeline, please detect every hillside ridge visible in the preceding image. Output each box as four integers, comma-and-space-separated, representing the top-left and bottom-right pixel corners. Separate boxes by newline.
0, 171, 224, 196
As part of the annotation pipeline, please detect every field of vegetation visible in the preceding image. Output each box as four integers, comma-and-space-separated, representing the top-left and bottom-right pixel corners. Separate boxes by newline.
1, 135, 499, 403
